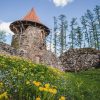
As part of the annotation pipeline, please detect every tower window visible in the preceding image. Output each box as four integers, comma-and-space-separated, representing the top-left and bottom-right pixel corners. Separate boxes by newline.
41, 30, 44, 39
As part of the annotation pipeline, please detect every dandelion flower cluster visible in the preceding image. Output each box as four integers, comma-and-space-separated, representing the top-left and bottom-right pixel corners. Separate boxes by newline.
33, 81, 41, 87
59, 96, 66, 100
38, 83, 57, 94
0, 92, 8, 100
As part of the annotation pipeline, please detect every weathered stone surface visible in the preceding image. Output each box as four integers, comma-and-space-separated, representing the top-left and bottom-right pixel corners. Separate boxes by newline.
2, 25, 63, 70
11, 26, 62, 69
0, 42, 16, 55
11, 26, 46, 50
59, 48, 100, 72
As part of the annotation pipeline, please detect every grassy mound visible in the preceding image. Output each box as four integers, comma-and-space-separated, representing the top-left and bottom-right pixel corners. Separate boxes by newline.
0, 54, 100, 100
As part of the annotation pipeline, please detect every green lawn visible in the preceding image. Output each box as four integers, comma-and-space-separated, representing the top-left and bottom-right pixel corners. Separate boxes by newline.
0, 54, 100, 100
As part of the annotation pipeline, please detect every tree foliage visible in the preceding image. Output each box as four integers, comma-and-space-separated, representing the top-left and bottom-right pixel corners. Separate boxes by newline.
0, 31, 6, 42
47, 5, 100, 56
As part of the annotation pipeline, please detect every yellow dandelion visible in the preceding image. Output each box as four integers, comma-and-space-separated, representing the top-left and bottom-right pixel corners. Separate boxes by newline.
48, 88, 53, 93
33, 81, 36, 84
48, 88, 57, 94
52, 89, 57, 94
59, 96, 66, 100
39, 87, 44, 91
36, 82, 41, 87
45, 83, 50, 88
33, 81, 41, 87
0, 92, 8, 100
43, 88, 48, 92
49, 89, 53, 93
36, 97, 41, 100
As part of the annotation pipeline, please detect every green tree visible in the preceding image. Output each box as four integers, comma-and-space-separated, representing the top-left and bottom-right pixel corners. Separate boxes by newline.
85, 10, 96, 48
76, 26, 83, 48
93, 23, 100, 50
53, 16, 58, 55
0, 31, 6, 42
81, 16, 89, 47
69, 18, 77, 49
94, 5, 100, 27
94, 5, 100, 50
58, 14, 68, 54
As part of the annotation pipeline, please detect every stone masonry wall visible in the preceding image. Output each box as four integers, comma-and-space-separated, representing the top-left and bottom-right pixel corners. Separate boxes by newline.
0, 42, 62, 70
0, 42, 27, 57
60, 48, 100, 72
11, 26, 46, 50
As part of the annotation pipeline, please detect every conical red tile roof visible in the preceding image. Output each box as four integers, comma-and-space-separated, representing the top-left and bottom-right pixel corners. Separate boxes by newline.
23, 8, 40, 23
10, 8, 50, 35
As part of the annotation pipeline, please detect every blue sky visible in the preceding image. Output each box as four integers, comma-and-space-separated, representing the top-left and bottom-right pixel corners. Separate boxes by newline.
0, 0, 100, 44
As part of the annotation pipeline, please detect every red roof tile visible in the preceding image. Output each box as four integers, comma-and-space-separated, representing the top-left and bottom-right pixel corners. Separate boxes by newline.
23, 8, 40, 23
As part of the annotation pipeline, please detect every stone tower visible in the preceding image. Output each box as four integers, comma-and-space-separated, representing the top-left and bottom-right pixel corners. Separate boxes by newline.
10, 8, 50, 50
9, 8, 61, 69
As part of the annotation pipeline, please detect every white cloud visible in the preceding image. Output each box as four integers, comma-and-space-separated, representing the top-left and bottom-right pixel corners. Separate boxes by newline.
53, 0, 74, 7
0, 21, 13, 35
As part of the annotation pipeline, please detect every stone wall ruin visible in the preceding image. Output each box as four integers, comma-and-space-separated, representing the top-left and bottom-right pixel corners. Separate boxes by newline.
0, 42, 62, 70
60, 48, 100, 72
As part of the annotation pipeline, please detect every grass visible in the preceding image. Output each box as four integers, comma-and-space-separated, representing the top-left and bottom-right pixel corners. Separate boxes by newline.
67, 69, 100, 100
0, 54, 100, 100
